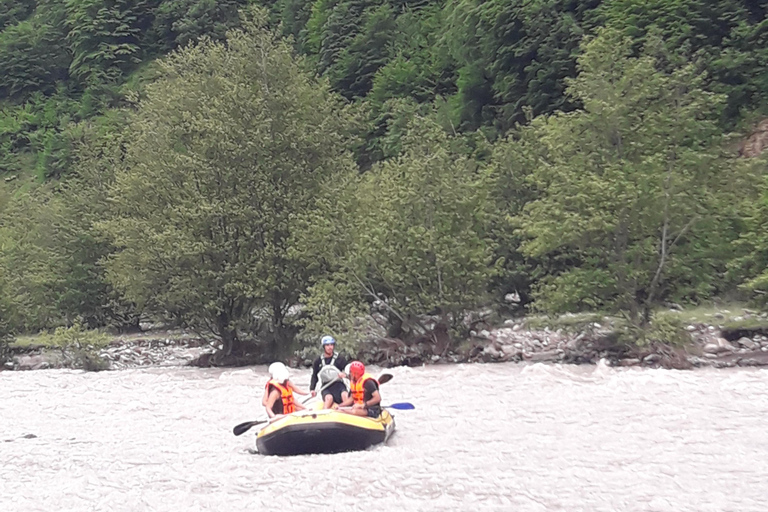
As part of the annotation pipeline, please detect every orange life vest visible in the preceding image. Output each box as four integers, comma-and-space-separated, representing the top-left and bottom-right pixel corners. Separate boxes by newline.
266, 379, 295, 414
350, 373, 378, 405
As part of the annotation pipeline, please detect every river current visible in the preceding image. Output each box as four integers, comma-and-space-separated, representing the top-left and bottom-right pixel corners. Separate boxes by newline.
2, 362, 767, 511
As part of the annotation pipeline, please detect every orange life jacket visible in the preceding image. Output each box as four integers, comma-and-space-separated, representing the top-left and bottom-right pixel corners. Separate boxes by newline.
350, 373, 378, 405
266, 379, 295, 414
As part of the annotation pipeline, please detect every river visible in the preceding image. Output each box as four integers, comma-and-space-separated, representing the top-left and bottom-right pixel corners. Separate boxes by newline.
3, 362, 768, 511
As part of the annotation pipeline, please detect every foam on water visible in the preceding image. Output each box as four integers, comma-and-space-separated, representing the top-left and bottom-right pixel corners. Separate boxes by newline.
2, 363, 768, 511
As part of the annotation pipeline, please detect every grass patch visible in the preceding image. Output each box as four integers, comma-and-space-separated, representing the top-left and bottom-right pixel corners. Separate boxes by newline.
521, 312, 609, 332
655, 301, 753, 324
9, 334, 52, 349
721, 317, 768, 330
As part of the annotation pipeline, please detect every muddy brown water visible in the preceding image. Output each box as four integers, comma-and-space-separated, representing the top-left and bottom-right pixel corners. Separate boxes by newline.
3, 362, 768, 511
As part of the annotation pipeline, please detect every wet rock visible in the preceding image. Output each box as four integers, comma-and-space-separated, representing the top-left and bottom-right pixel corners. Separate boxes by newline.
524, 349, 560, 362
643, 354, 662, 364
736, 337, 757, 350
15, 354, 59, 371
737, 352, 768, 366
703, 343, 723, 354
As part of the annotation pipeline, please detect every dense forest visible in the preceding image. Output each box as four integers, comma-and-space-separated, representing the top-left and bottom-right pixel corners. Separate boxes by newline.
1, 0, 768, 361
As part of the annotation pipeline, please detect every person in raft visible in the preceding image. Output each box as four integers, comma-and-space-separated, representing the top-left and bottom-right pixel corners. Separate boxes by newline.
339, 361, 381, 418
262, 362, 309, 419
309, 335, 350, 409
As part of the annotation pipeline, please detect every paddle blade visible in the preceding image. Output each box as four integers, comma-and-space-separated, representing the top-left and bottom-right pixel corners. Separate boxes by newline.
233, 419, 266, 436
378, 373, 393, 385
385, 402, 415, 410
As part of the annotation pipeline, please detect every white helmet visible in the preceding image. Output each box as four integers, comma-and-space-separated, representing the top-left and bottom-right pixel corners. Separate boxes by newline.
268, 362, 290, 383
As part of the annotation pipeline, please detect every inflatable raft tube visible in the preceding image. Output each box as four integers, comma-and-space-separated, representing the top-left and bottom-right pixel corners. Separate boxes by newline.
255, 407, 395, 456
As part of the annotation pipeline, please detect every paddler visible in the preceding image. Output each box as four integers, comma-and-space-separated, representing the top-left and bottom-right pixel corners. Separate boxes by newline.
339, 361, 381, 418
262, 362, 309, 418
309, 335, 350, 409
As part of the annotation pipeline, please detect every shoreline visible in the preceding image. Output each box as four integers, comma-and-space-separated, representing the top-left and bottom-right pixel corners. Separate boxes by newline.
6, 311, 768, 371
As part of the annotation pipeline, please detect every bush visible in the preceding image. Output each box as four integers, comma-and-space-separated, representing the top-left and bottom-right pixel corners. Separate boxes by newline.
616, 315, 691, 349
37, 322, 111, 371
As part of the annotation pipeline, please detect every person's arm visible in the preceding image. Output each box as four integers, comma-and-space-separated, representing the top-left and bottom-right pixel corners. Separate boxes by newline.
339, 392, 354, 407
287, 379, 309, 396
334, 354, 348, 381
309, 358, 320, 395
264, 388, 281, 418
364, 380, 381, 407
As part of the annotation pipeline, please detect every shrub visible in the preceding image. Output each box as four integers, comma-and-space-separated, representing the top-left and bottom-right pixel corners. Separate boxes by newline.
37, 322, 111, 371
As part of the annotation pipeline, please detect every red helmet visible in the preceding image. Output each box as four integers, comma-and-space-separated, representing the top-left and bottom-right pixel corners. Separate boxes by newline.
349, 361, 365, 379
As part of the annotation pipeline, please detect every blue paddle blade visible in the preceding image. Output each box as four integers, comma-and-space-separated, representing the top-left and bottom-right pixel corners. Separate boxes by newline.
385, 402, 415, 410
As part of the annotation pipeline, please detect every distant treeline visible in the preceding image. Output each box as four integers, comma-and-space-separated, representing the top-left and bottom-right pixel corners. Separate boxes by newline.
1, 1, 767, 358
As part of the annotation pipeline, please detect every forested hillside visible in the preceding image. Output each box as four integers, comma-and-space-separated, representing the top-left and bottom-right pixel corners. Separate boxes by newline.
1, 0, 767, 361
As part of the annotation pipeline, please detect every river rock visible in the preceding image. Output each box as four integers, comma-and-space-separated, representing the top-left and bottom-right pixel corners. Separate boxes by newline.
736, 337, 757, 350
643, 354, 662, 364
524, 349, 560, 362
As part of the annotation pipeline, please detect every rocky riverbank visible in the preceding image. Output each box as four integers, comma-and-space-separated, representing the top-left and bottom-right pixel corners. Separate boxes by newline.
6, 331, 210, 371
6, 310, 768, 371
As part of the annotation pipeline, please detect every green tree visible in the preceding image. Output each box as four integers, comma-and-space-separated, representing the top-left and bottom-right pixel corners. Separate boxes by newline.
98, 10, 358, 359
517, 29, 740, 323
305, 112, 494, 348
730, 164, 768, 307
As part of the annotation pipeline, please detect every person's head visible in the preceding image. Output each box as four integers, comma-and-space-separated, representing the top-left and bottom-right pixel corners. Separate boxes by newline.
268, 362, 290, 383
348, 360, 365, 381
321, 335, 336, 356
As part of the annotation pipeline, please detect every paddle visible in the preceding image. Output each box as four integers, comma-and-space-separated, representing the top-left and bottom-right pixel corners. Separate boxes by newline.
383, 402, 414, 410
338, 402, 415, 411
233, 419, 269, 436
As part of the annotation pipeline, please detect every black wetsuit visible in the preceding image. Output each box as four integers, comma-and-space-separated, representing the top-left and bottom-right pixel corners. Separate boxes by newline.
309, 352, 348, 404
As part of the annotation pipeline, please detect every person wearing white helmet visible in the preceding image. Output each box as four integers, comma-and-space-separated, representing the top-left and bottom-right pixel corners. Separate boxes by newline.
309, 335, 349, 409
262, 362, 309, 418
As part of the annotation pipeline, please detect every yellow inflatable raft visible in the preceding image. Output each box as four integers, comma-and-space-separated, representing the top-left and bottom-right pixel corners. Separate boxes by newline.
255, 405, 395, 456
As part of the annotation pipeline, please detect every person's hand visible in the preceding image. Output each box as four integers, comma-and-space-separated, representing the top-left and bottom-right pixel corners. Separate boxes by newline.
339, 372, 346, 379
311, 390, 317, 397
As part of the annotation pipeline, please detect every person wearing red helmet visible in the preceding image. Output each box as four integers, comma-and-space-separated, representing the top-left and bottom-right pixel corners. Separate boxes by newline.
339, 361, 381, 418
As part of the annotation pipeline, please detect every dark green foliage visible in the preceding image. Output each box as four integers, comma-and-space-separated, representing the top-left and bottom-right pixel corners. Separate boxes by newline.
330, 3, 397, 99
270, 0, 314, 44
597, 0, 768, 123
0, 0, 36, 30
0, 19, 70, 100
64, 0, 155, 85
151, 0, 247, 51
443, 0, 598, 132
